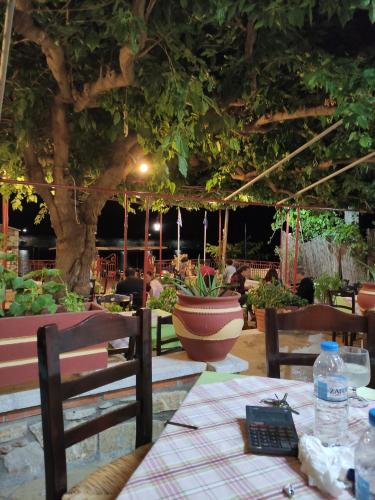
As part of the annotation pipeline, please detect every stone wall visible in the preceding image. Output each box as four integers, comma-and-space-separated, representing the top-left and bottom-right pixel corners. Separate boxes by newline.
0, 378, 193, 492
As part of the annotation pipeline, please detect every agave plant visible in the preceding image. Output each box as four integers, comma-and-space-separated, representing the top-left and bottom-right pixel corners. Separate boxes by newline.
162, 264, 224, 297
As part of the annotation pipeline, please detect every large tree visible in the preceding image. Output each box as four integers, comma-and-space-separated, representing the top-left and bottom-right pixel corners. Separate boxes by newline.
1, 0, 375, 291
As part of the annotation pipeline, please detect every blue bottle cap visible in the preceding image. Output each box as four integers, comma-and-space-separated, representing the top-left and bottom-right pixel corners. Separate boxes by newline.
369, 408, 375, 427
320, 341, 339, 352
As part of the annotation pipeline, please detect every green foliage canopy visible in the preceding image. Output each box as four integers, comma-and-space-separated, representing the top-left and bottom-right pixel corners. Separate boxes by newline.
1, 0, 375, 213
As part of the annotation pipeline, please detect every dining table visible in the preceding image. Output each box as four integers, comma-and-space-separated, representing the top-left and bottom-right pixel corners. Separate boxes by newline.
117, 373, 374, 499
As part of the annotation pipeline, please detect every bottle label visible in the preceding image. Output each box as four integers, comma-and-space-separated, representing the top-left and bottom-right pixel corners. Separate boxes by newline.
314, 375, 348, 402
356, 473, 370, 500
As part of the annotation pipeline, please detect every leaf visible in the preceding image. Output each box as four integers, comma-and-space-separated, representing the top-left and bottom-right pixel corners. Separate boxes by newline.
9, 301, 27, 316
113, 111, 121, 125
178, 155, 188, 177
12, 277, 26, 290
359, 135, 372, 148
42, 281, 65, 294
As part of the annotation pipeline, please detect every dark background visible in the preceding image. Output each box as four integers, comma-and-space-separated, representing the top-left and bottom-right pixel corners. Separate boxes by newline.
3, 197, 373, 269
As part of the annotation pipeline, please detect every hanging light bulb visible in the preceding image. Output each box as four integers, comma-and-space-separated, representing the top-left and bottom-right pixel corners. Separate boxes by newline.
139, 163, 149, 173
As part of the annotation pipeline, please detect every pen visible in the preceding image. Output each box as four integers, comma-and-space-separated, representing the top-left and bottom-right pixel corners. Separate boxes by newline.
165, 420, 198, 430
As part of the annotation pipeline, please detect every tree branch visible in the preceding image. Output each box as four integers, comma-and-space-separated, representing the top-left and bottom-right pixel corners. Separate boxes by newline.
13, 0, 72, 102
240, 105, 337, 134
51, 96, 69, 183
23, 143, 64, 234
145, 0, 158, 22
85, 134, 145, 216
244, 21, 256, 64
72, 63, 135, 112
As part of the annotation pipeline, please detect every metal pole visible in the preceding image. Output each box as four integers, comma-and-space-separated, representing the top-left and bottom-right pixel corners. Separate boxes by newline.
159, 212, 163, 275
218, 209, 222, 265
222, 208, 229, 270
284, 210, 290, 286
224, 119, 343, 201
177, 208, 181, 270
277, 150, 375, 205
279, 223, 283, 284
244, 223, 247, 260
2, 196, 9, 268
292, 208, 301, 293
0, 0, 15, 121
203, 211, 207, 264
142, 198, 150, 307
123, 193, 128, 272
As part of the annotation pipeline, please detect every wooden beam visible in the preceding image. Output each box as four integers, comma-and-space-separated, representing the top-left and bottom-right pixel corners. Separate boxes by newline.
224, 120, 343, 201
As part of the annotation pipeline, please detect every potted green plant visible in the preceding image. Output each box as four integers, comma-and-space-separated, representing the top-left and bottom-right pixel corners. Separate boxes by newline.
314, 273, 342, 304
163, 270, 243, 362
0, 255, 106, 388
147, 287, 178, 313
357, 262, 375, 312
247, 280, 308, 332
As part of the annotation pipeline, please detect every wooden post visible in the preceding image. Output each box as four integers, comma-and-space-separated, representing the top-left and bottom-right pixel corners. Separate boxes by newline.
123, 193, 128, 272
284, 210, 290, 286
159, 212, 163, 275
142, 199, 150, 307
221, 208, 229, 270
292, 208, 301, 292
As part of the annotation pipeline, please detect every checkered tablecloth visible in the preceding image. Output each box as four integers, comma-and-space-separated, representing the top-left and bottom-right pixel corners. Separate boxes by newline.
118, 376, 374, 500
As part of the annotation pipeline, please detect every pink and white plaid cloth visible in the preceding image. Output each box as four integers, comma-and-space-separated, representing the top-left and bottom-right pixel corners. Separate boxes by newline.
118, 376, 374, 499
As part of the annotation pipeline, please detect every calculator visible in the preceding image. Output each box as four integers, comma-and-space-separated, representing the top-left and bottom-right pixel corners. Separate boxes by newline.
246, 405, 299, 456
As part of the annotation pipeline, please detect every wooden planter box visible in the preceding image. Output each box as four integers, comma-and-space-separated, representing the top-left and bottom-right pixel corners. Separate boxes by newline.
0, 303, 108, 388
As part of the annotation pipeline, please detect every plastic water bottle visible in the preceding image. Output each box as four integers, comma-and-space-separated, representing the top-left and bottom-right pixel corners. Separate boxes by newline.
313, 341, 348, 446
355, 408, 375, 499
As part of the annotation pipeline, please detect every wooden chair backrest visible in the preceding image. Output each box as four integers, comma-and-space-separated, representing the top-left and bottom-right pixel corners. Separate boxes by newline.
328, 290, 355, 313
264, 304, 375, 385
37, 309, 152, 500
156, 315, 182, 356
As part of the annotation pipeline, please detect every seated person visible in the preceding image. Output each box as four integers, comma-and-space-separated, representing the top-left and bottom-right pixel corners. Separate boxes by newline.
116, 267, 144, 309
223, 259, 236, 284
264, 267, 281, 284
230, 265, 251, 306
200, 263, 216, 287
296, 266, 315, 304
146, 271, 164, 298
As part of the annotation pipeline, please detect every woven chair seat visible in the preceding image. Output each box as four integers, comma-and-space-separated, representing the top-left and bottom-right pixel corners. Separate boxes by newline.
63, 443, 151, 500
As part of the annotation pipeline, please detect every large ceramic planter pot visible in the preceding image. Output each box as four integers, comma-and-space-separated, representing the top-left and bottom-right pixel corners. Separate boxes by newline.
172, 293, 243, 362
357, 282, 375, 312
0, 303, 107, 388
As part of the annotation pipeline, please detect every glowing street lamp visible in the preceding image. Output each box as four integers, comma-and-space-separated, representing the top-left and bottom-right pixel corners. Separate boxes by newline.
139, 162, 149, 173
153, 222, 161, 231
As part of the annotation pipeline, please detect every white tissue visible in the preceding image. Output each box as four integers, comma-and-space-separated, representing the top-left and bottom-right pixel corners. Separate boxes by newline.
298, 434, 354, 497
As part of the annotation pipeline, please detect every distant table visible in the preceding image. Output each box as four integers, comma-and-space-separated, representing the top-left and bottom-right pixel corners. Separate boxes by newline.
118, 375, 374, 499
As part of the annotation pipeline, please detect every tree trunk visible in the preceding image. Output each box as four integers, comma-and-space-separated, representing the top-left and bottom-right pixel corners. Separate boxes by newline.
54, 219, 97, 295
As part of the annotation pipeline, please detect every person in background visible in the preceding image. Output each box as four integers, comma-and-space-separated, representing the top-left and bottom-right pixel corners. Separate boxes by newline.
264, 267, 281, 284
177, 256, 189, 280
146, 271, 164, 298
296, 266, 315, 304
230, 265, 252, 305
200, 262, 216, 286
223, 259, 236, 284
116, 267, 144, 309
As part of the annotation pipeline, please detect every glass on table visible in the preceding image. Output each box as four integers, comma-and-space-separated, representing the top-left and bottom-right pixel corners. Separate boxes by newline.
340, 346, 371, 408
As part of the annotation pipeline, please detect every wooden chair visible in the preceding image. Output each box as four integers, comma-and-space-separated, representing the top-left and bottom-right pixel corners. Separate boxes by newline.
264, 304, 375, 388
328, 289, 356, 345
37, 309, 152, 500
156, 315, 183, 356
